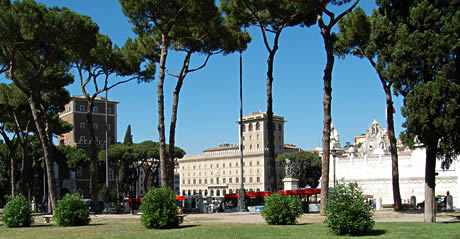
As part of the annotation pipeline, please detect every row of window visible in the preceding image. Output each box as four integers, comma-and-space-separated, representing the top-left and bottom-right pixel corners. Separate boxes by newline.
182, 188, 261, 197
182, 161, 260, 171
79, 122, 111, 130
184, 168, 259, 177
78, 105, 112, 114
241, 122, 282, 132
79, 136, 112, 143
182, 176, 261, 185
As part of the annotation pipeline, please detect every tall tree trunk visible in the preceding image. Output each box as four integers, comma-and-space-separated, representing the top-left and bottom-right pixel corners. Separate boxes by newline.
266, 47, 277, 192
158, 35, 169, 188
168, 52, 191, 190
320, 32, 334, 216
10, 154, 16, 197
369, 58, 402, 212
86, 101, 100, 213
424, 144, 437, 223
384, 85, 402, 211
27, 96, 57, 214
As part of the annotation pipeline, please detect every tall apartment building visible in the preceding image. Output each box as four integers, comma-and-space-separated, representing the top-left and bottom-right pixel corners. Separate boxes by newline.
58, 96, 118, 197
178, 111, 300, 197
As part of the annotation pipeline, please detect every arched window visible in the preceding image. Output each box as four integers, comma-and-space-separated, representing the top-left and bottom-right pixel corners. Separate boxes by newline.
248, 123, 253, 131
108, 168, 114, 180
199, 190, 202, 195
187, 190, 191, 196
182, 190, 186, 196
229, 189, 233, 194
223, 189, 226, 195
210, 190, 214, 196
256, 188, 260, 192
216, 190, 220, 196
205, 190, 208, 196
256, 122, 260, 130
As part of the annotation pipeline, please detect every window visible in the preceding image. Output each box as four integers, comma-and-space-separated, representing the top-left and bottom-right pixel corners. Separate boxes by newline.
107, 107, 111, 114
205, 179, 207, 184
216, 178, 219, 184
76, 167, 83, 177
249, 123, 253, 131
256, 122, 260, 130
223, 178, 226, 184
199, 179, 202, 184
249, 161, 252, 166
242, 136, 245, 141
182, 180, 185, 184
107, 124, 111, 130
80, 122, 85, 129
249, 135, 252, 140
243, 177, 246, 183
229, 163, 232, 167
216, 164, 219, 168
257, 144, 260, 149
210, 179, 214, 184
93, 106, 98, 113
236, 162, 238, 167
79, 105, 85, 112
257, 161, 260, 165
188, 179, 190, 184
229, 178, 232, 183
193, 179, 196, 184
95, 137, 98, 142
108, 168, 114, 180
236, 178, 239, 183
210, 164, 213, 168
223, 163, 225, 168
108, 137, 112, 144
250, 145, 252, 150
193, 165, 195, 169
257, 134, 259, 139
80, 136, 86, 142
249, 177, 253, 183
257, 177, 260, 183
93, 123, 98, 129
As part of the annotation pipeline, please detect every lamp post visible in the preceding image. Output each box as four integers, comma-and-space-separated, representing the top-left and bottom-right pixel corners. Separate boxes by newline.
331, 146, 337, 188
237, 50, 247, 212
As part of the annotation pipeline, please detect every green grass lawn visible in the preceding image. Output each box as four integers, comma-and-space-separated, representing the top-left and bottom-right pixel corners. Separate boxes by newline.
0, 217, 459, 239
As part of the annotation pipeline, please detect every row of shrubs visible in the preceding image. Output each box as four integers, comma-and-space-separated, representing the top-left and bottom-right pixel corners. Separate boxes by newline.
1, 183, 374, 235
1, 194, 90, 227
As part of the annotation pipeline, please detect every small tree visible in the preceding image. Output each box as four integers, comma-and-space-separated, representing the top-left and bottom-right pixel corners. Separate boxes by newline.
262, 193, 302, 225
1, 194, 33, 227
140, 187, 179, 229
54, 194, 90, 227
325, 182, 374, 236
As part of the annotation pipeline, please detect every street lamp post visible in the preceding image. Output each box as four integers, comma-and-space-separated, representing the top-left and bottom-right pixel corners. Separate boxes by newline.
237, 50, 247, 212
331, 146, 337, 188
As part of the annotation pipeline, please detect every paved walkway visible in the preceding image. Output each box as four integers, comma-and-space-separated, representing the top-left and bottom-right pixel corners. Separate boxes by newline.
89, 210, 460, 224
183, 210, 460, 224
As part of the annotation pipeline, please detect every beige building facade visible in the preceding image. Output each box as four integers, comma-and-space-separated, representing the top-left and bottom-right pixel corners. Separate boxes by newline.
179, 112, 300, 197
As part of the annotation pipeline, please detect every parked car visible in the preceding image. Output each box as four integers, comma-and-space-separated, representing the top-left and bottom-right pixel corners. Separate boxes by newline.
83, 199, 105, 212
416, 196, 445, 210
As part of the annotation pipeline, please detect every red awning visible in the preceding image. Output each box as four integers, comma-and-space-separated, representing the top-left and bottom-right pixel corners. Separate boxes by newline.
176, 195, 185, 200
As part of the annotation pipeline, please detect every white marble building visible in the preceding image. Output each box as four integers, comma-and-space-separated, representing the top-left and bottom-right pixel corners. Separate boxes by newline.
326, 119, 459, 208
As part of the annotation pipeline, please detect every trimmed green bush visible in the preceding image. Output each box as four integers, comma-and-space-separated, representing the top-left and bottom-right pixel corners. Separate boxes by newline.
1, 194, 33, 227
325, 182, 375, 236
262, 193, 302, 225
54, 194, 90, 227
140, 187, 179, 229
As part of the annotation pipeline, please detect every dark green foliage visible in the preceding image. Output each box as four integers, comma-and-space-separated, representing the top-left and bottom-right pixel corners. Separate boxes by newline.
276, 151, 322, 188
123, 125, 133, 145
140, 187, 178, 229
54, 194, 90, 227
1, 194, 32, 227
325, 182, 374, 236
261, 193, 302, 225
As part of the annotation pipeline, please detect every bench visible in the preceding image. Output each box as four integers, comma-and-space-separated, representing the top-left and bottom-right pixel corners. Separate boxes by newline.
43, 215, 53, 223
178, 214, 186, 224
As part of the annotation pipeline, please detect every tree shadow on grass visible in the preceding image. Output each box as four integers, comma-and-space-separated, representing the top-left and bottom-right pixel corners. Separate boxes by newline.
30, 224, 54, 228
365, 229, 386, 236
176, 224, 199, 229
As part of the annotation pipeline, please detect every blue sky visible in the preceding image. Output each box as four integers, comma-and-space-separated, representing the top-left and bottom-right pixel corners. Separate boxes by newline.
25, 1, 405, 155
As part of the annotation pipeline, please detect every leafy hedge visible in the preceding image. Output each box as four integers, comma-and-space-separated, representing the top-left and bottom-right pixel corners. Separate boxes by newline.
140, 187, 179, 229
54, 194, 90, 227
325, 182, 375, 236
262, 193, 302, 225
1, 194, 33, 227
